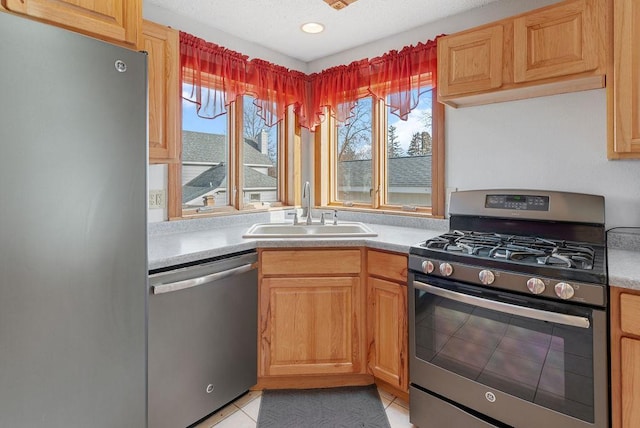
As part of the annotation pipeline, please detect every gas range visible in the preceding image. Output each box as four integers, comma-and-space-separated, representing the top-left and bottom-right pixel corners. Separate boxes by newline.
409, 189, 608, 307
408, 189, 610, 428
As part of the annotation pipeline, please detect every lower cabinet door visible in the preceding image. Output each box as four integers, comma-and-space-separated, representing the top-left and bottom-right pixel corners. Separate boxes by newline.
367, 277, 407, 390
621, 337, 640, 427
260, 276, 363, 376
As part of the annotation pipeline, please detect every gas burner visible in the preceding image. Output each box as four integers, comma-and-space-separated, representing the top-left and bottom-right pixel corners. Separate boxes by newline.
421, 230, 596, 271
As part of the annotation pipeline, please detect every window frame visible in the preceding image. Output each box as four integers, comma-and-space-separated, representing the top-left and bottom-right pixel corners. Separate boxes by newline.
167, 72, 292, 219
316, 86, 445, 218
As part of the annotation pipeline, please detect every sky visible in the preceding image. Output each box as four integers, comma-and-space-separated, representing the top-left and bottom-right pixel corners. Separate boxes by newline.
388, 91, 433, 153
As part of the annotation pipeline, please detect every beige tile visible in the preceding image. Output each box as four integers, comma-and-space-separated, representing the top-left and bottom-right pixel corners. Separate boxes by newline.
239, 395, 262, 421
393, 396, 410, 410
385, 401, 417, 428
193, 403, 239, 428
212, 409, 256, 428
377, 387, 396, 409
233, 390, 262, 409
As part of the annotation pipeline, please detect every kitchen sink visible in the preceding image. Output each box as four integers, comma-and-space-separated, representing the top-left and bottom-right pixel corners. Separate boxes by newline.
242, 222, 378, 238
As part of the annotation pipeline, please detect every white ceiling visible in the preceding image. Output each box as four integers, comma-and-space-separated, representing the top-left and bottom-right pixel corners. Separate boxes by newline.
144, 0, 502, 62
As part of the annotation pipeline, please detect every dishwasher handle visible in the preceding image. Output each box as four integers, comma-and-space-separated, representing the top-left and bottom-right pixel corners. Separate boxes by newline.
152, 262, 257, 295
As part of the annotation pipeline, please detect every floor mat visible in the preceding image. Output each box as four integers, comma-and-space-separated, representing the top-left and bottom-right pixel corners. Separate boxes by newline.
257, 384, 391, 428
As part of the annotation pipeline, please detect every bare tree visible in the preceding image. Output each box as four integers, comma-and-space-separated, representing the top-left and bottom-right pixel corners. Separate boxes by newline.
243, 98, 278, 172
337, 99, 372, 161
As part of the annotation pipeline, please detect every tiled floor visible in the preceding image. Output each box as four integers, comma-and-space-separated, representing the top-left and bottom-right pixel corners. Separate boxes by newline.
193, 387, 416, 428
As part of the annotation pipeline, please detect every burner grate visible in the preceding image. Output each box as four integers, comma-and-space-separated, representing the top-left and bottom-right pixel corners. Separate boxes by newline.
422, 230, 596, 271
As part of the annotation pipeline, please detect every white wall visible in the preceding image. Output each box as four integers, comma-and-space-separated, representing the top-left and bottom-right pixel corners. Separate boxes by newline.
446, 89, 640, 229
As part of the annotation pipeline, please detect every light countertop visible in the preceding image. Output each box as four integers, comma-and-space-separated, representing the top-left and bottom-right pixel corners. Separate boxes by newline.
148, 211, 640, 290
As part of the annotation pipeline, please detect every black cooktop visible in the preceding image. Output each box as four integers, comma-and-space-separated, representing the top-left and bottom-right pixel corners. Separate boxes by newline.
410, 230, 607, 285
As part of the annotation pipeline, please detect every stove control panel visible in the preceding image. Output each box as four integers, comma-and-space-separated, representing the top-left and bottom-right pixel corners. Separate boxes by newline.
408, 255, 606, 307
485, 194, 549, 211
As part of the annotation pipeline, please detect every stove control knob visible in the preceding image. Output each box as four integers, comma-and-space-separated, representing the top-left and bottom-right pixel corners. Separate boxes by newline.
421, 260, 435, 274
479, 270, 495, 285
439, 263, 453, 277
555, 282, 575, 300
526, 278, 546, 295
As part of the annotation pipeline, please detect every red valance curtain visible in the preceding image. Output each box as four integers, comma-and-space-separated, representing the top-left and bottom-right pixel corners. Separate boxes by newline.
179, 30, 440, 130
180, 32, 248, 119
368, 39, 438, 120
246, 59, 310, 128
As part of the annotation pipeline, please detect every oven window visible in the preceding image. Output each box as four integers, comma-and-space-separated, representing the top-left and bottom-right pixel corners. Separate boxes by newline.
414, 286, 595, 423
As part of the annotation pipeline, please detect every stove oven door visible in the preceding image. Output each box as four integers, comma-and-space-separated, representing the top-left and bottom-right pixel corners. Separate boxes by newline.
408, 273, 608, 428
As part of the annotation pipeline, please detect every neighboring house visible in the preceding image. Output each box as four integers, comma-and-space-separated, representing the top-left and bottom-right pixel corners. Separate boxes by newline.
182, 130, 277, 206
338, 155, 432, 206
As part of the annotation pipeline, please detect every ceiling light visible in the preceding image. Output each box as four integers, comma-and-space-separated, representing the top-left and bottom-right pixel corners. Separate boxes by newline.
301, 22, 325, 34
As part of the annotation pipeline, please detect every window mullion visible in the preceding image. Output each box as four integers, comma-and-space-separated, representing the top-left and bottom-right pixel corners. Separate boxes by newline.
230, 101, 242, 209
373, 99, 387, 209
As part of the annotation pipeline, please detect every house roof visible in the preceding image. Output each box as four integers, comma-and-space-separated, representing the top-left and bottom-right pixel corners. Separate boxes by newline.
182, 130, 273, 166
182, 164, 277, 203
338, 155, 432, 187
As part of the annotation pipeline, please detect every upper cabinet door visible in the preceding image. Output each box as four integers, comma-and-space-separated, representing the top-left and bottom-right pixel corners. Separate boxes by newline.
143, 20, 180, 164
610, 0, 640, 158
513, 0, 599, 83
2, 0, 141, 48
438, 25, 503, 97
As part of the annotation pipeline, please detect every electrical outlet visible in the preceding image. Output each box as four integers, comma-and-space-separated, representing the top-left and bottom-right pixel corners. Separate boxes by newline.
148, 190, 166, 209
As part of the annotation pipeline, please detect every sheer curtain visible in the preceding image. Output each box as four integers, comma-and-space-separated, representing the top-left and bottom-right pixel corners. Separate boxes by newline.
179, 31, 440, 130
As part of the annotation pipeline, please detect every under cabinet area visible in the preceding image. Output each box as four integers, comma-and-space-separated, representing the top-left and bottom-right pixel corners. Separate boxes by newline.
438, 0, 606, 107
610, 286, 640, 428
258, 248, 367, 386
1, 0, 141, 48
366, 250, 409, 395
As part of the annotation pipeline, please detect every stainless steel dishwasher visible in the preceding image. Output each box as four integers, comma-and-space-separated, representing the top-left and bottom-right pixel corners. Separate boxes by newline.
148, 251, 258, 428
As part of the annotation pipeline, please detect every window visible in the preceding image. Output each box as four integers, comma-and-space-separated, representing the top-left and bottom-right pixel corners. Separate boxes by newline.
181, 86, 229, 209
336, 97, 373, 204
169, 83, 286, 218
242, 95, 279, 208
320, 86, 444, 216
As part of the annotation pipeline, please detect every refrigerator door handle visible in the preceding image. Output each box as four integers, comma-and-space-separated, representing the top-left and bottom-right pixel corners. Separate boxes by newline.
152, 262, 257, 294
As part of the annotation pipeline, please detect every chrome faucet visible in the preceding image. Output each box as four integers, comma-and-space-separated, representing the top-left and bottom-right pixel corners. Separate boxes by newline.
302, 181, 312, 225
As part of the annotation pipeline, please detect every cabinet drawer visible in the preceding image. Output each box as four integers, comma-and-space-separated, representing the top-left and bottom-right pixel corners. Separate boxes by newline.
261, 249, 361, 275
620, 293, 640, 336
367, 250, 407, 283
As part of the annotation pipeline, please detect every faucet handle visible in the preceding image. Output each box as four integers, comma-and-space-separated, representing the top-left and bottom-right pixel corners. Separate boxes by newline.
287, 211, 299, 225
321, 211, 336, 225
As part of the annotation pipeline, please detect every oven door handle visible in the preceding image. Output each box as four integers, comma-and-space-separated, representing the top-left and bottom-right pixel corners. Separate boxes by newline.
414, 281, 591, 329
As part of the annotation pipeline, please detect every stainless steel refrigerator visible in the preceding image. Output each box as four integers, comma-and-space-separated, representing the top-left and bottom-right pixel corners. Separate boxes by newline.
0, 12, 147, 428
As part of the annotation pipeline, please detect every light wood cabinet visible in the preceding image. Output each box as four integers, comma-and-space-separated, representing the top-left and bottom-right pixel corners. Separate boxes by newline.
2, 0, 141, 48
142, 20, 180, 164
438, 0, 606, 107
366, 250, 408, 393
258, 249, 366, 380
608, 0, 640, 158
513, 0, 600, 83
610, 287, 640, 427
437, 25, 503, 97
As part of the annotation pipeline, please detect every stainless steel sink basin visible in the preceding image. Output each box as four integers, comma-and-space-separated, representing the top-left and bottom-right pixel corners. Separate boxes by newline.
242, 222, 378, 238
